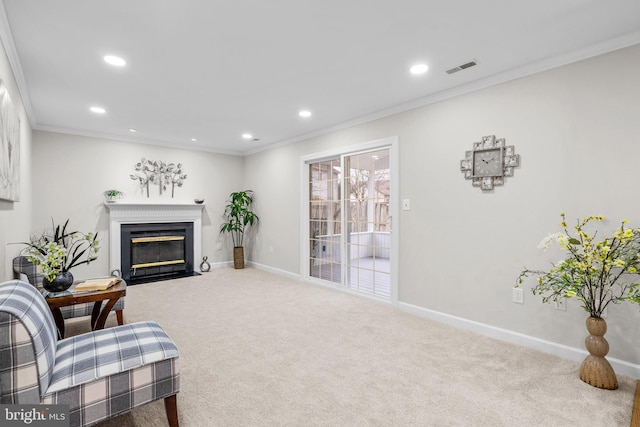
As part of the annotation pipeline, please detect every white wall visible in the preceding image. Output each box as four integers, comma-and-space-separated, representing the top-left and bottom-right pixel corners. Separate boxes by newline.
243, 44, 640, 365
31, 131, 244, 279
0, 38, 32, 281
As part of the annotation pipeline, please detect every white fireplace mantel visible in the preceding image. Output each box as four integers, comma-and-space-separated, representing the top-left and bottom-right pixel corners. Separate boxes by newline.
105, 202, 204, 275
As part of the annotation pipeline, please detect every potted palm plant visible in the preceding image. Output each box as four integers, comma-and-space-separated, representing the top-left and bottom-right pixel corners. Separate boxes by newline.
220, 190, 259, 269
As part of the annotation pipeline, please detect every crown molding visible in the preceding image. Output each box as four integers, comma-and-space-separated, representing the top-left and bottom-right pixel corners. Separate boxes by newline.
34, 124, 243, 156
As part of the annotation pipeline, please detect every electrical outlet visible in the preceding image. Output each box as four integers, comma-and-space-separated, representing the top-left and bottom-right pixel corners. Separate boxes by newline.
512, 288, 524, 304
554, 298, 566, 311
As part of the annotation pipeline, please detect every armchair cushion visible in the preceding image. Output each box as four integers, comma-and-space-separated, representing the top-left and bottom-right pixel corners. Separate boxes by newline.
43, 322, 179, 426
48, 321, 178, 393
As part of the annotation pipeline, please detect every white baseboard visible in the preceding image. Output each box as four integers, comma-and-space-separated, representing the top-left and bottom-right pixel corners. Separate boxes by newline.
205, 260, 300, 278
398, 302, 640, 379
248, 261, 302, 281
205, 261, 233, 269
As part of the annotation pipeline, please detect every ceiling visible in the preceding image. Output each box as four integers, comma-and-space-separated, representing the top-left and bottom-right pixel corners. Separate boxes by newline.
1, 1, 639, 156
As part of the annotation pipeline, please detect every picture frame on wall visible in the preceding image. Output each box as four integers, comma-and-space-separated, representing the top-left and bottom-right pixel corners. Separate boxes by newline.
0, 78, 20, 202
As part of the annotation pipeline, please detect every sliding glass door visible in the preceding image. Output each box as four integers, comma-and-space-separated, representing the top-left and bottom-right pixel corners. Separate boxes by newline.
343, 149, 391, 297
308, 148, 391, 299
309, 158, 342, 284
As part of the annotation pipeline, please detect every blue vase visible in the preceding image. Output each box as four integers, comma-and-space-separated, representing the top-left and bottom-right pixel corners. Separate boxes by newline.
43, 271, 74, 292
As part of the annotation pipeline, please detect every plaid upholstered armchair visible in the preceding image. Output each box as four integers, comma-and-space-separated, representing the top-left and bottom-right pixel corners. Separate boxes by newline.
12, 256, 125, 326
0, 280, 180, 427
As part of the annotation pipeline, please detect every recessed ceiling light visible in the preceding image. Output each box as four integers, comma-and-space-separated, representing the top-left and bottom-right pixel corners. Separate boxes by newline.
410, 63, 429, 75
90, 106, 106, 114
191, 138, 198, 142
129, 128, 137, 132
299, 110, 312, 118
104, 55, 126, 67
242, 133, 253, 139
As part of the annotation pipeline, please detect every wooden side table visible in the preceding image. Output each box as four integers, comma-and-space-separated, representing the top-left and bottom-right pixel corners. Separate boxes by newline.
42, 280, 127, 339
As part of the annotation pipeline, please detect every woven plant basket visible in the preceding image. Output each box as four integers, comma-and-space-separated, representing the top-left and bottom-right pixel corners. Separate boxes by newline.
233, 247, 245, 269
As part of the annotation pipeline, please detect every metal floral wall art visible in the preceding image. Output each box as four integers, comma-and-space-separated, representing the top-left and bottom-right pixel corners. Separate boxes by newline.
130, 158, 187, 198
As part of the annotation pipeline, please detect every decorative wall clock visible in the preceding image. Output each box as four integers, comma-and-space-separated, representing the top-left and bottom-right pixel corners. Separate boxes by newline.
460, 135, 519, 191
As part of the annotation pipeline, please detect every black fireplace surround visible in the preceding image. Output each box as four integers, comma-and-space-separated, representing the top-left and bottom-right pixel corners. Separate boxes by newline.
121, 222, 196, 284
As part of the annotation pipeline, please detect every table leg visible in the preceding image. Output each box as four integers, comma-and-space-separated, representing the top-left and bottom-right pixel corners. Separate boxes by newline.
51, 308, 65, 339
91, 298, 120, 331
90, 300, 103, 329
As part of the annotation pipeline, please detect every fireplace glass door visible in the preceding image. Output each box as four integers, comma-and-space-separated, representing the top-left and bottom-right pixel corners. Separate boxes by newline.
121, 222, 194, 283
131, 235, 186, 270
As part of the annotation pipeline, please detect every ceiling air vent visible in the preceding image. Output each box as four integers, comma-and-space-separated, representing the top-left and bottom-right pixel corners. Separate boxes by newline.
446, 60, 478, 75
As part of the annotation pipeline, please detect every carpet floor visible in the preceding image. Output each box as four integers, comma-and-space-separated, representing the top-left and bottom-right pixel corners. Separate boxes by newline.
63, 267, 635, 426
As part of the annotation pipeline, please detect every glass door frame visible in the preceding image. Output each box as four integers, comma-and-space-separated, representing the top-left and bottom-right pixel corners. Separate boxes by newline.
299, 136, 399, 305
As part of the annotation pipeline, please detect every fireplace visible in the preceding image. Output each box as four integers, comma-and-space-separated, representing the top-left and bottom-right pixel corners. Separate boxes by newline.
106, 202, 204, 285
121, 222, 195, 284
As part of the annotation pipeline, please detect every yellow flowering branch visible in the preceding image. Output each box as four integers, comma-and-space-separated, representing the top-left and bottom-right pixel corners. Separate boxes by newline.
516, 213, 640, 317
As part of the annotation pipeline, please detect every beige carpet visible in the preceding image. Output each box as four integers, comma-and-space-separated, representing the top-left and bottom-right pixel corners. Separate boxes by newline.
64, 267, 635, 426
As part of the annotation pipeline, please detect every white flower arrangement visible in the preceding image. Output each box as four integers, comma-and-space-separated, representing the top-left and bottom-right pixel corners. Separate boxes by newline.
21, 219, 100, 281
